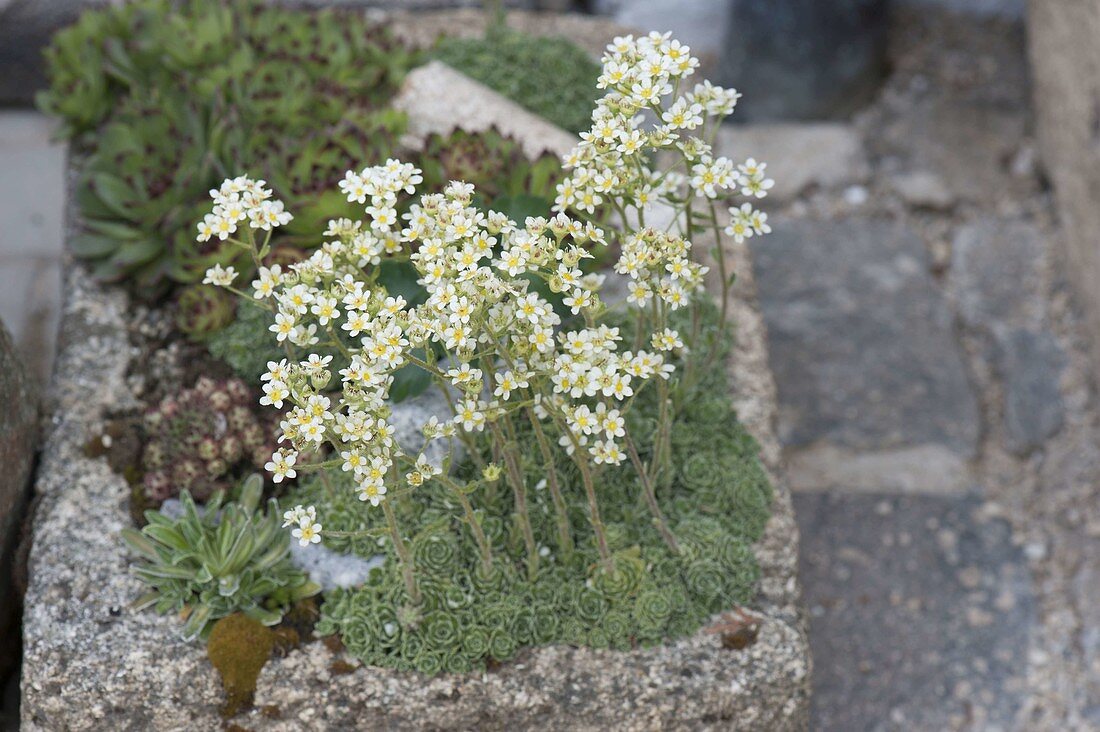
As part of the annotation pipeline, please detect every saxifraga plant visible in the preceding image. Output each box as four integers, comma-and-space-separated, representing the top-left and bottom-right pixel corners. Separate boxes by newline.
121, 475, 321, 641
196, 32, 774, 670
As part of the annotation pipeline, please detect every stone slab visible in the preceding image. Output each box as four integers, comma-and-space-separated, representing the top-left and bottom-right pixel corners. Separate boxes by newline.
796, 491, 1034, 731
0, 319, 38, 693
714, 123, 869, 203
0, 111, 66, 379
1029, 0, 1100, 391
716, 0, 888, 121
22, 65, 809, 729
751, 217, 980, 490
950, 218, 1065, 453
392, 61, 579, 160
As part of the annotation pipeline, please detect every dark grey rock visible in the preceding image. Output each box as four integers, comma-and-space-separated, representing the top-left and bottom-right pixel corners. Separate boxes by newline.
0, 319, 37, 688
999, 328, 1065, 453
951, 219, 1066, 453
717, 0, 889, 121
901, 0, 1024, 18
796, 491, 1034, 731
951, 219, 1046, 330
752, 218, 980, 457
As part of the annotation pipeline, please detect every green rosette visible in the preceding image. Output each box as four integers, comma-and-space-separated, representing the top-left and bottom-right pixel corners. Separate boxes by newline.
413, 530, 460, 575
586, 627, 611, 650
685, 559, 727, 605
489, 630, 518, 661
531, 605, 561, 645
601, 609, 633, 651
592, 553, 645, 600
462, 626, 492, 659
680, 451, 724, 492
633, 588, 674, 636
422, 610, 462, 651
414, 651, 445, 676
574, 586, 609, 624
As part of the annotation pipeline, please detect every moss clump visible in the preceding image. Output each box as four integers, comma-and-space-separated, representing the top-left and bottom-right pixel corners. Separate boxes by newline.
432, 30, 601, 134
298, 308, 772, 674
207, 613, 275, 717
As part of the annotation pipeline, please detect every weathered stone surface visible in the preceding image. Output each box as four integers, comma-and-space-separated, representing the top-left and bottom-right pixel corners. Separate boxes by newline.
0, 112, 65, 381
591, 0, 728, 73
951, 218, 1046, 330
22, 67, 809, 729
716, 0, 889, 121
999, 328, 1065, 453
950, 219, 1065, 453
1028, 0, 1100, 381
900, 0, 1023, 17
385, 7, 635, 60
796, 491, 1033, 731
714, 123, 869, 202
0, 318, 38, 691
752, 218, 980, 491
888, 170, 955, 210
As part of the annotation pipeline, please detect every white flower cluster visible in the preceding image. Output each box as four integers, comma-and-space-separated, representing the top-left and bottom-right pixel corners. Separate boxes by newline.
196, 175, 293, 243
198, 32, 772, 560
557, 31, 772, 246
282, 504, 321, 547
205, 166, 694, 517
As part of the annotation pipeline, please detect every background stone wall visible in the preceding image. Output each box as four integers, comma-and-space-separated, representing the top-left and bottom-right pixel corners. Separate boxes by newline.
1028, 1, 1100, 379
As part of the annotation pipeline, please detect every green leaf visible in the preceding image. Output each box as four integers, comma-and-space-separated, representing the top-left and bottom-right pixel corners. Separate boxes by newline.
120, 528, 158, 559
181, 604, 212, 641
70, 233, 120, 258
389, 360, 432, 403
89, 173, 138, 220
142, 525, 189, 553
488, 194, 552, 223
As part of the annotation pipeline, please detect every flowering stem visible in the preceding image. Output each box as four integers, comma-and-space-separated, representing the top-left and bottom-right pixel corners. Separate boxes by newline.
381, 500, 420, 605
524, 406, 574, 559
489, 421, 539, 580
557, 421, 613, 571
450, 484, 493, 570
623, 429, 679, 554
705, 198, 732, 368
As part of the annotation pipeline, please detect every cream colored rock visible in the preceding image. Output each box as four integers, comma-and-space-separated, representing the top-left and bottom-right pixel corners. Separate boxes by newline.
392, 61, 579, 159
1028, 1, 1100, 377
714, 122, 869, 202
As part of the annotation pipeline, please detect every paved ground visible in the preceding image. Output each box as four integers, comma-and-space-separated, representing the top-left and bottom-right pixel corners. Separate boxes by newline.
749, 8, 1100, 730
0, 111, 63, 385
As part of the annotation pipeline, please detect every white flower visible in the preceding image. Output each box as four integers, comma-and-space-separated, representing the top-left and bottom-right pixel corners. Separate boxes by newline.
653, 328, 684, 351
282, 504, 315, 528
358, 479, 388, 506
454, 399, 487, 432
203, 264, 238, 287
265, 449, 298, 483
292, 519, 323, 547
260, 380, 289, 408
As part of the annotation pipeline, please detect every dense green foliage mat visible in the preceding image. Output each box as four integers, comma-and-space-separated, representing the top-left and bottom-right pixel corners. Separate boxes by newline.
296, 311, 773, 674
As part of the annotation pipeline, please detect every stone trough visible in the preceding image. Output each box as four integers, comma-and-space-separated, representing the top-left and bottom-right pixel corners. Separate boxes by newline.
20, 50, 811, 731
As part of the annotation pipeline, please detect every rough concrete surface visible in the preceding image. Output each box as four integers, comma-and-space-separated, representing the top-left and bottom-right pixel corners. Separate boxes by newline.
21, 63, 810, 729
